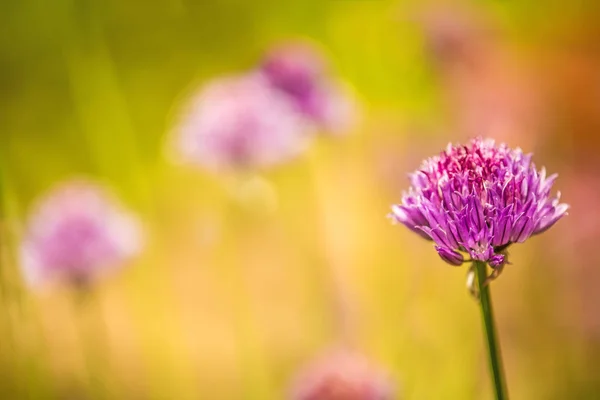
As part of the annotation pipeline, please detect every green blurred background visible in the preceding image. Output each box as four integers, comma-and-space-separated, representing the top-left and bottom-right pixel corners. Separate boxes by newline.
2, 0, 600, 398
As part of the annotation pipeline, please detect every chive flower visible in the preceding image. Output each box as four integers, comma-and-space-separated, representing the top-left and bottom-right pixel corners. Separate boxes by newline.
172, 73, 312, 172
390, 138, 568, 270
20, 180, 142, 287
289, 349, 394, 400
260, 42, 356, 135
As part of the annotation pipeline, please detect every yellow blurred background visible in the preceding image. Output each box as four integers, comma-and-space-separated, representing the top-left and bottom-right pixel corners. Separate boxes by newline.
2, 0, 600, 398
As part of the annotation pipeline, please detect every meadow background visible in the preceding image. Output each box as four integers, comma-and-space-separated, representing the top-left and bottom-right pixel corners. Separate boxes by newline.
2, 0, 600, 398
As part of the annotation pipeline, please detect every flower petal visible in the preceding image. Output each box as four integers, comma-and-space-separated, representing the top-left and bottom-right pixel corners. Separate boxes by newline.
435, 246, 464, 266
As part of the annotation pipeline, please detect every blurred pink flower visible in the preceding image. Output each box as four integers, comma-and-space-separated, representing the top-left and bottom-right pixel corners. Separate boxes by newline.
260, 42, 357, 135
171, 73, 312, 172
289, 349, 395, 400
417, 6, 543, 148
556, 170, 600, 339
20, 180, 142, 288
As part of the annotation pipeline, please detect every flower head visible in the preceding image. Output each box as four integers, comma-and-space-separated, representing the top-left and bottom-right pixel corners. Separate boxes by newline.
172, 73, 312, 172
260, 42, 356, 135
390, 138, 568, 269
20, 180, 142, 288
289, 349, 394, 400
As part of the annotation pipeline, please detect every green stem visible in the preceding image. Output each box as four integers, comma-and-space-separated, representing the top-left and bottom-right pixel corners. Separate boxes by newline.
72, 288, 111, 399
474, 261, 509, 400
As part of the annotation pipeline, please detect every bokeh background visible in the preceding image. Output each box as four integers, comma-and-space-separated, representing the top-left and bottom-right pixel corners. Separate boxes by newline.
2, 0, 600, 398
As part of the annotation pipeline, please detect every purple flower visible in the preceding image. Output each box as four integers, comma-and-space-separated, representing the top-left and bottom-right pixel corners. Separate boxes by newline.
390, 138, 568, 268
171, 73, 312, 172
260, 42, 357, 135
289, 348, 395, 400
20, 180, 142, 288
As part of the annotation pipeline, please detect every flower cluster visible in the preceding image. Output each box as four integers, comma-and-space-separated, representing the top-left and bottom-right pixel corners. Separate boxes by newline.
20, 180, 142, 287
390, 138, 568, 269
171, 41, 356, 173
289, 349, 394, 400
260, 42, 356, 135
172, 73, 311, 172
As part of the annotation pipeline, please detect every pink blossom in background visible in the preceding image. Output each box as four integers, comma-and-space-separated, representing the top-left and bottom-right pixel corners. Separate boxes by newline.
171, 73, 312, 173
260, 42, 357, 135
557, 171, 600, 339
417, 7, 544, 148
20, 180, 142, 288
289, 348, 395, 400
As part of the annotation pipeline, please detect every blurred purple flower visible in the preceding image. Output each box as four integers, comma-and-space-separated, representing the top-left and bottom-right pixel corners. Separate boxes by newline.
20, 180, 142, 288
390, 138, 568, 269
417, 6, 492, 68
172, 73, 312, 172
289, 349, 394, 400
260, 42, 356, 135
